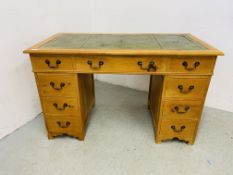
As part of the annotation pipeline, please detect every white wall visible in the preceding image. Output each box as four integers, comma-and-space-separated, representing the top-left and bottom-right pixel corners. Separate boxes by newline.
0, 0, 232, 139
94, 0, 233, 112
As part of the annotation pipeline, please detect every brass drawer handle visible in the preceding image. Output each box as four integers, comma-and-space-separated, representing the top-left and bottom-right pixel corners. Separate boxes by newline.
45, 59, 61, 69
53, 103, 72, 111
182, 61, 200, 71
171, 125, 186, 133
87, 60, 104, 69
178, 85, 194, 94
137, 61, 157, 72
50, 82, 65, 90
172, 106, 190, 114
56, 121, 70, 128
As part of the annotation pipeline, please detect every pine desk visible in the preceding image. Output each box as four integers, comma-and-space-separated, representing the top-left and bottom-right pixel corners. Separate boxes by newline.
24, 33, 223, 144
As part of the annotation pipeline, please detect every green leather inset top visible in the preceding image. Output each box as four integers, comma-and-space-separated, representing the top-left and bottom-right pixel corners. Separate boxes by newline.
40, 34, 207, 50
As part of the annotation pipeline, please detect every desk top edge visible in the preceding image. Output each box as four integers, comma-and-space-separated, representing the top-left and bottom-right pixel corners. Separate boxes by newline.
23, 33, 224, 56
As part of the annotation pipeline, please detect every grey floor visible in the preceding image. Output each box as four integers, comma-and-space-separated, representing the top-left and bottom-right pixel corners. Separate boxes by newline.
0, 81, 233, 175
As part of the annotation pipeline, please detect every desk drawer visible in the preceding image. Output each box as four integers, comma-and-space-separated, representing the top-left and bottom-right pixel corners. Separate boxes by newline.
164, 76, 210, 99
74, 56, 166, 74
31, 55, 73, 72
160, 119, 197, 136
169, 57, 216, 74
36, 73, 77, 97
162, 100, 202, 119
45, 116, 82, 135
42, 97, 79, 115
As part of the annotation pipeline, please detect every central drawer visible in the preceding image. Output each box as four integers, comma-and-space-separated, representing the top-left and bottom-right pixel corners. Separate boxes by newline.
74, 56, 167, 73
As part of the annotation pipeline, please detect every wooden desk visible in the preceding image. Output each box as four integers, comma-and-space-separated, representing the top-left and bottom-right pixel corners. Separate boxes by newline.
24, 33, 223, 144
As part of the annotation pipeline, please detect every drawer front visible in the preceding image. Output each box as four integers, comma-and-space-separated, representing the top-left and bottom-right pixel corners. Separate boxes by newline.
160, 119, 197, 136
74, 56, 166, 74
36, 74, 77, 97
31, 55, 73, 72
45, 116, 82, 134
162, 100, 202, 119
169, 57, 216, 74
42, 97, 79, 115
164, 76, 210, 99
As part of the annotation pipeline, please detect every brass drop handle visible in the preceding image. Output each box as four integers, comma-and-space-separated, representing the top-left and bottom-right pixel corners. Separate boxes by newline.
87, 60, 104, 69
53, 103, 72, 111
50, 82, 65, 90
178, 85, 194, 94
56, 121, 70, 128
45, 59, 61, 69
171, 125, 186, 133
137, 61, 157, 72
182, 61, 200, 71
172, 106, 190, 114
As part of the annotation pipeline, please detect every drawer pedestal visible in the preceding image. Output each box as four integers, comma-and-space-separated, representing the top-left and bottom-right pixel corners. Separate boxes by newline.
35, 73, 95, 140
148, 75, 210, 144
